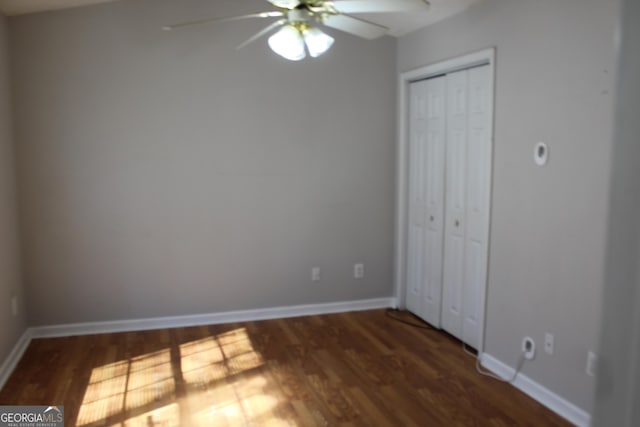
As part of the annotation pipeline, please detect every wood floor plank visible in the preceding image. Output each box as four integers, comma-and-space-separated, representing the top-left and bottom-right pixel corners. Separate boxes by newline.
0, 309, 572, 426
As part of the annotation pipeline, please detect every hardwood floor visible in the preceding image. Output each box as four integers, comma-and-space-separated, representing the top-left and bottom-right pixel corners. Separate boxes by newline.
0, 309, 571, 426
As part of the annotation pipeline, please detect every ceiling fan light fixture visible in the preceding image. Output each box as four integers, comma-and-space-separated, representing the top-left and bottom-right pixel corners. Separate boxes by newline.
268, 24, 306, 61
302, 26, 334, 58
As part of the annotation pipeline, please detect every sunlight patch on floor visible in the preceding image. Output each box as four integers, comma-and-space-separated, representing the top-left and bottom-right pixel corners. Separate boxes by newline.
179, 328, 264, 385
110, 402, 180, 427
77, 349, 174, 426
75, 327, 290, 427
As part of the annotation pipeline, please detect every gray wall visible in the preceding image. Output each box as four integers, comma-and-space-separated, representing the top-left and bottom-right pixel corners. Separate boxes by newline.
398, 0, 618, 411
10, 0, 397, 326
0, 13, 26, 364
593, 0, 640, 425
5, 0, 623, 417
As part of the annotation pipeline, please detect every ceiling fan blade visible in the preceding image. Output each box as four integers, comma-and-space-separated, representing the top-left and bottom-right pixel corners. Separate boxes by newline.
162, 11, 284, 31
267, 0, 301, 9
323, 14, 388, 39
331, 0, 430, 14
236, 19, 288, 50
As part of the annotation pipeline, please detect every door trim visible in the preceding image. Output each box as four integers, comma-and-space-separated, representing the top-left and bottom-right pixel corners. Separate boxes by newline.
394, 48, 495, 353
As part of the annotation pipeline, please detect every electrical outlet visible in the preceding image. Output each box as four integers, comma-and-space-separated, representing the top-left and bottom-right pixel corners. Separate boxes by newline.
586, 351, 598, 377
354, 263, 364, 279
544, 333, 554, 355
522, 337, 536, 360
11, 296, 18, 317
311, 267, 321, 282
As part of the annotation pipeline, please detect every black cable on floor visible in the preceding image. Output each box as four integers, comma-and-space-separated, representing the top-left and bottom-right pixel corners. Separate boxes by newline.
385, 308, 525, 383
385, 308, 434, 330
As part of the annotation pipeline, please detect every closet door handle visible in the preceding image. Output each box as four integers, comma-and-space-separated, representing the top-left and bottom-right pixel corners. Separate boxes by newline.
429, 215, 435, 222
454, 219, 460, 227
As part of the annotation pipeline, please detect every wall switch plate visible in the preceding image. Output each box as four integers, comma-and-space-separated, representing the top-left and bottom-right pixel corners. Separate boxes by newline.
354, 263, 364, 279
311, 267, 321, 282
586, 351, 598, 377
544, 333, 554, 355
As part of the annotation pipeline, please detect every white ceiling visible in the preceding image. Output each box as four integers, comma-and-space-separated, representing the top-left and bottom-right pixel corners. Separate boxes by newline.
0, 0, 119, 16
356, 0, 480, 36
0, 0, 480, 36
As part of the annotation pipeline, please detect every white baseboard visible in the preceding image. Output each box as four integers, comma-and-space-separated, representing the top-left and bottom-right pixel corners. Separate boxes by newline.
0, 298, 394, 390
480, 353, 591, 427
30, 297, 396, 338
0, 329, 33, 391
1, 301, 592, 427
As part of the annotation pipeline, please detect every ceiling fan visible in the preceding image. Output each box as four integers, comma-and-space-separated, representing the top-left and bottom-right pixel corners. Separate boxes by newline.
163, 0, 431, 61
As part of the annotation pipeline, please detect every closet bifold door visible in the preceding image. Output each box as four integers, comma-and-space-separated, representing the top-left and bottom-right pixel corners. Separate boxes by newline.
461, 65, 491, 349
441, 69, 469, 341
441, 65, 491, 349
405, 76, 446, 326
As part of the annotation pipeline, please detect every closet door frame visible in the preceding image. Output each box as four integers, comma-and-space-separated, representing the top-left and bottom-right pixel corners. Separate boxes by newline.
395, 48, 495, 354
